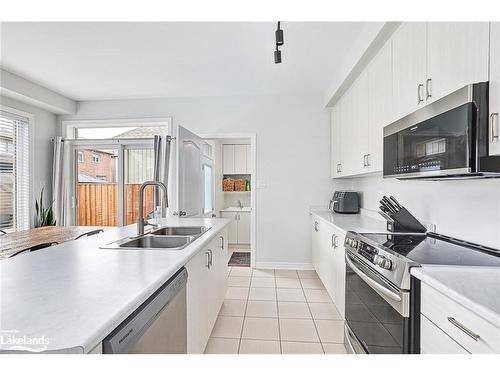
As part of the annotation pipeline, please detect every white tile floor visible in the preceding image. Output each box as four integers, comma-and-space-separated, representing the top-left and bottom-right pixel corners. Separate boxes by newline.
204, 268, 347, 354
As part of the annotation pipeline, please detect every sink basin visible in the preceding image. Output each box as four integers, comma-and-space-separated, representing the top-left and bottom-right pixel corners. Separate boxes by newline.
151, 226, 210, 237
102, 235, 193, 250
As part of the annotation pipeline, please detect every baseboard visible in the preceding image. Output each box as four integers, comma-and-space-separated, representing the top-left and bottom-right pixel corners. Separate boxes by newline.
254, 262, 314, 270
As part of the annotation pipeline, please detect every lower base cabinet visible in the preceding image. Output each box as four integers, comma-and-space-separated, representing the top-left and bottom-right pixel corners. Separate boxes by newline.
310, 215, 346, 318
186, 228, 228, 354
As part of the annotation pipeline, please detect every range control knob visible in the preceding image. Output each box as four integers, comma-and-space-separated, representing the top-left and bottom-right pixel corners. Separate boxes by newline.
373, 255, 392, 270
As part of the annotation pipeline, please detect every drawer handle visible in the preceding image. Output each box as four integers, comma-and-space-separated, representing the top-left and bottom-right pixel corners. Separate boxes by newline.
447, 317, 480, 341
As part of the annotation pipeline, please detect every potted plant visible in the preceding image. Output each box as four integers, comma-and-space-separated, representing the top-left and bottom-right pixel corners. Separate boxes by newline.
34, 187, 56, 227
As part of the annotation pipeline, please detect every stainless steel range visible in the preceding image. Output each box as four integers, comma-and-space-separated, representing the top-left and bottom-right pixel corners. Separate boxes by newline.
343, 231, 500, 354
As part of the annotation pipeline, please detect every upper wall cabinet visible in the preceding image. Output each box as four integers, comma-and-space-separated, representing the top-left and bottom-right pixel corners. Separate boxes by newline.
223, 144, 251, 174
392, 22, 427, 121
392, 22, 489, 122
490, 23, 500, 156
426, 22, 489, 104
367, 41, 393, 173
330, 102, 342, 177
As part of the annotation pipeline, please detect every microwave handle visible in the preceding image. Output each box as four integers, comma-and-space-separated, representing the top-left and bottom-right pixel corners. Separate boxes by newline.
345, 253, 402, 302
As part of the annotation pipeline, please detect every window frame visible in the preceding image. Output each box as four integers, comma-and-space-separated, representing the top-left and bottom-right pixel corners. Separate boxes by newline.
0, 105, 34, 231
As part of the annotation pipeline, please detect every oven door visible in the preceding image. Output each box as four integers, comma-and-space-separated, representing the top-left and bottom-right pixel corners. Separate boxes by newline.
344, 252, 410, 354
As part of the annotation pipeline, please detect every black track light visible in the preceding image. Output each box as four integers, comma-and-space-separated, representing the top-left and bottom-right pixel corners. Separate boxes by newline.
275, 21, 284, 46
274, 21, 283, 64
274, 46, 282, 64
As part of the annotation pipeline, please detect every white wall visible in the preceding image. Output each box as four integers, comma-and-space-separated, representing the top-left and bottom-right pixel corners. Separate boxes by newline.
1, 95, 57, 216
334, 173, 500, 249
59, 94, 333, 267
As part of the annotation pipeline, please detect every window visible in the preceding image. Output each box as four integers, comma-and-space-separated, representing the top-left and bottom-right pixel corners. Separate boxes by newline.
92, 153, 100, 163
77, 151, 84, 162
0, 110, 30, 231
203, 164, 213, 214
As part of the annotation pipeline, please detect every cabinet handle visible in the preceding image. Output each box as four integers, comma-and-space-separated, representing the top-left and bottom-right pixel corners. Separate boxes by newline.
314, 221, 319, 232
363, 155, 367, 167
447, 317, 480, 341
338, 163, 342, 173
208, 249, 213, 267
417, 84, 424, 104
205, 251, 211, 269
426, 78, 432, 100
220, 236, 224, 249
331, 234, 336, 248
490, 113, 499, 143
366, 154, 371, 167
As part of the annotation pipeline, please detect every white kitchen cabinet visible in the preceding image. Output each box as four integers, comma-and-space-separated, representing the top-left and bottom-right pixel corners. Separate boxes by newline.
490, 22, 500, 156
426, 22, 489, 104
222, 145, 235, 174
367, 40, 392, 172
186, 228, 228, 354
221, 211, 250, 245
392, 22, 427, 121
420, 283, 500, 354
421, 314, 469, 354
330, 103, 342, 177
223, 144, 251, 174
310, 215, 346, 318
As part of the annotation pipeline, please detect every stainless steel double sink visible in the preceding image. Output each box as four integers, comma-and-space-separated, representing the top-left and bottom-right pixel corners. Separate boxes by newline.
101, 226, 210, 251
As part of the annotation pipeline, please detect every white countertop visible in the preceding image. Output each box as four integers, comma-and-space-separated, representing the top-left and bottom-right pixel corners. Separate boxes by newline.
0, 217, 229, 353
220, 206, 251, 212
309, 209, 387, 234
411, 266, 500, 328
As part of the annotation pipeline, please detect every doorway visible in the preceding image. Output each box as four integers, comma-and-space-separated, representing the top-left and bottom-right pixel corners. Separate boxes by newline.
200, 133, 256, 269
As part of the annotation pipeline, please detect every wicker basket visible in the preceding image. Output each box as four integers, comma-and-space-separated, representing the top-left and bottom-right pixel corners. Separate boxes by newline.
234, 179, 247, 192
223, 178, 235, 191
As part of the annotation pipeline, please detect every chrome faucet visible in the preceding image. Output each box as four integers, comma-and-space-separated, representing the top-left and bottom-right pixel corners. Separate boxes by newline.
138, 181, 168, 236
237, 199, 243, 209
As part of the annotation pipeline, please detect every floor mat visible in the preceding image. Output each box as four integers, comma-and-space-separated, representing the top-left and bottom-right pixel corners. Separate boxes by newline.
229, 252, 250, 267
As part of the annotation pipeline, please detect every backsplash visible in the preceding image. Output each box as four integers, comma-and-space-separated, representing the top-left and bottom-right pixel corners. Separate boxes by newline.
331, 172, 500, 249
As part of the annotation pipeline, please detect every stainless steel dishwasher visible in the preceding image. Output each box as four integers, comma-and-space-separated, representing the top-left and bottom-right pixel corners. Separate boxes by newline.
103, 268, 188, 354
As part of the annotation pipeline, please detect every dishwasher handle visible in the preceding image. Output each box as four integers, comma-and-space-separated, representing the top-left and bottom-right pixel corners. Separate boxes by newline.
103, 267, 188, 354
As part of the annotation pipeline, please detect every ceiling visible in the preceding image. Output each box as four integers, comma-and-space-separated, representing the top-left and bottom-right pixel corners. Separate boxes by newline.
0, 22, 370, 100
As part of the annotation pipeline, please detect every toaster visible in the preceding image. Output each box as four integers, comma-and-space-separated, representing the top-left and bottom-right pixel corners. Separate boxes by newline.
329, 191, 359, 214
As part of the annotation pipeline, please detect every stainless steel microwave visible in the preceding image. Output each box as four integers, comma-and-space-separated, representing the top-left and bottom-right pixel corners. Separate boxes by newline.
383, 82, 500, 180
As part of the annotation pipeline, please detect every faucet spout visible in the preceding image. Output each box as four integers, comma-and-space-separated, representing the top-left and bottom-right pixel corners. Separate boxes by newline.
138, 181, 168, 236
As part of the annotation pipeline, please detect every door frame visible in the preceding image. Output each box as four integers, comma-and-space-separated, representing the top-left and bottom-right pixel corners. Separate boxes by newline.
197, 132, 257, 269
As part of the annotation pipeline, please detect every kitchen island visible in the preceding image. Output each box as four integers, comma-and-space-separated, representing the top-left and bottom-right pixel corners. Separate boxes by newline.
0, 217, 229, 354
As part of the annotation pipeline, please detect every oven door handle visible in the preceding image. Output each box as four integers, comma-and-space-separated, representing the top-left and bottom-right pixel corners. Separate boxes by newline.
345, 254, 402, 302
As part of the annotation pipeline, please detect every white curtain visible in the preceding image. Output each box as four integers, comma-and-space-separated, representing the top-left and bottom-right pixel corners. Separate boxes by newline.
52, 137, 72, 226
153, 135, 172, 212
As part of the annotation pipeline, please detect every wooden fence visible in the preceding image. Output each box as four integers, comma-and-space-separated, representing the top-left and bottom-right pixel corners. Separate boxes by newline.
77, 183, 154, 226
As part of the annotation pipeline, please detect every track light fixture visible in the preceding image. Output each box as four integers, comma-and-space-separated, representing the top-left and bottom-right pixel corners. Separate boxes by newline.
274, 21, 284, 64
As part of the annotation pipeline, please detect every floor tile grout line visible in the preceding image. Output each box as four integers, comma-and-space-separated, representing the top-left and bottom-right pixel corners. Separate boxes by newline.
298, 274, 326, 354
273, 270, 283, 354
237, 268, 253, 354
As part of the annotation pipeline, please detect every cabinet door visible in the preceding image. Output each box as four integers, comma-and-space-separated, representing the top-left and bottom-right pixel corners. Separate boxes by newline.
353, 70, 370, 175
236, 212, 250, 244
368, 41, 392, 172
234, 145, 247, 174
340, 86, 357, 176
490, 22, 500, 156
245, 145, 252, 174
426, 22, 489, 104
221, 212, 238, 244
311, 217, 321, 272
332, 232, 346, 319
330, 103, 342, 177
186, 248, 211, 353
222, 145, 235, 174
319, 225, 336, 301
392, 22, 427, 120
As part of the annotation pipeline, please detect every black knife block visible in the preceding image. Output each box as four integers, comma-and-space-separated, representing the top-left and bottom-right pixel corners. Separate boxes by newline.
387, 207, 427, 233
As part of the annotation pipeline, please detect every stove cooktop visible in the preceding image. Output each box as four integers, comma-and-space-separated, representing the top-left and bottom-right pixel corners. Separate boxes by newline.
360, 232, 500, 267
